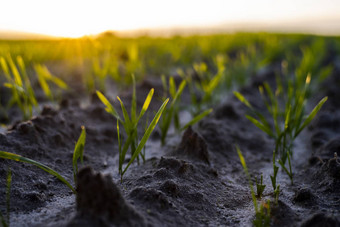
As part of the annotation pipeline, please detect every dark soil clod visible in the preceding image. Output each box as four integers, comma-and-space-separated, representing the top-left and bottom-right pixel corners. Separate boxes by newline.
174, 126, 210, 164
301, 213, 340, 227
319, 136, 340, 156
41, 105, 58, 116
271, 200, 298, 227
214, 103, 239, 120
129, 187, 172, 210
325, 157, 340, 179
293, 188, 317, 206
70, 167, 146, 226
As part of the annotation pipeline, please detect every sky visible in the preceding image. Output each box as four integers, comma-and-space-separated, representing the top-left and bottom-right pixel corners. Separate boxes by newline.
1, 0, 340, 37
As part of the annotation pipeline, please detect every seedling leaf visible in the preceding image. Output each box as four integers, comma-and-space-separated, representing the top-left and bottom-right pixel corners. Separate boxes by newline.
295, 96, 327, 137
72, 126, 86, 184
236, 146, 257, 212
96, 91, 121, 121
234, 91, 252, 109
131, 74, 137, 122
181, 108, 213, 131
246, 115, 274, 138
137, 88, 154, 122
0, 151, 75, 194
117, 96, 131, 129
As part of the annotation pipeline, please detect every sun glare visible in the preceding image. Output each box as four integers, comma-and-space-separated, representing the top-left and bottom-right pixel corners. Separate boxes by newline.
0, 0, 340, 37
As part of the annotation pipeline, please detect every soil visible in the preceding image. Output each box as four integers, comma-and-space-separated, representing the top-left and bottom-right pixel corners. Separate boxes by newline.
1, 61, 340, 227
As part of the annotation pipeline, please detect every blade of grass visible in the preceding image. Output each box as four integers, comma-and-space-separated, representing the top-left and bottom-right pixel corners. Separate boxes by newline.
72, 126, 86, 184
0, 57, 12, 81
117, 119, 122, 163
169, 76, 176, 98
131, 74, 137, 122
17, 56, 38, 108
119, 131, 134, 174
0, 151, 75, 194
161, 75, 167, 97
35, 64, 52, 100
294, 96, 328, 137
236, 146, 257, 212
137, 88, 154, 122
234, 91, 253, 109
246, 115, 275, 138
181, 108, 213, 131
117, 96, 131, 130
96, 91, 121, 121
171, 80, 186, 108
7, 55, 23, 87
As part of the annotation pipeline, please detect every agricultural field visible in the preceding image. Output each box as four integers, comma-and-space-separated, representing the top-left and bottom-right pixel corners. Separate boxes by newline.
0, 33, 340, 226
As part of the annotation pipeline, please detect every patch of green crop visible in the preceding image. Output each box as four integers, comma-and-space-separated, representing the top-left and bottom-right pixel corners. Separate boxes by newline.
34, 64, 68, 101
178, 57, 224, 116
235, 73, 327, 188
1, 55, 38, 120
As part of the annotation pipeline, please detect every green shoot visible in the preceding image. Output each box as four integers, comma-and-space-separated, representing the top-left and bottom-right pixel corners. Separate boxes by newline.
34, 64, 68, 101
1, 55, 38, 120
236, 146, 257, 212
255, 174, 266, 198
236, 146, 271, 226
160, 76, 186, 145
72, 126, 86, 184
122, 98, 169, 176
97, 78, 169, 181
253, 200, 271, 227
270, 163, 279, 191
0, 151, 75, 194
273, 185, 280, 205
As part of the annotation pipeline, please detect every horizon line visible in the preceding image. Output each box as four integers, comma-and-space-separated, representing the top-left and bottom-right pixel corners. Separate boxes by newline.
1, 19, 340, 40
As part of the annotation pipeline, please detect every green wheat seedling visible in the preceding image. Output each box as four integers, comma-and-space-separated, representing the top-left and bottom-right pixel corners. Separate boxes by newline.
34, 64, 68, 101
86, 56, 112, 93
0, 168, 11, 227
0, 126, 87, 195
96, 77, 169, 181
178, 60, 223, 116
72, 126, 86, 185
0, 55, 38, 120
159, 75, 186, 145
234, 75, 327, 187
236, 146, 271, 227
255, 174, 266, 198
194, 61, 224, 112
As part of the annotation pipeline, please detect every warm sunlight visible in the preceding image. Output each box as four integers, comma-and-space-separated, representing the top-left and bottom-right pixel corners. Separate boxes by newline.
0, 0, 340, 37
